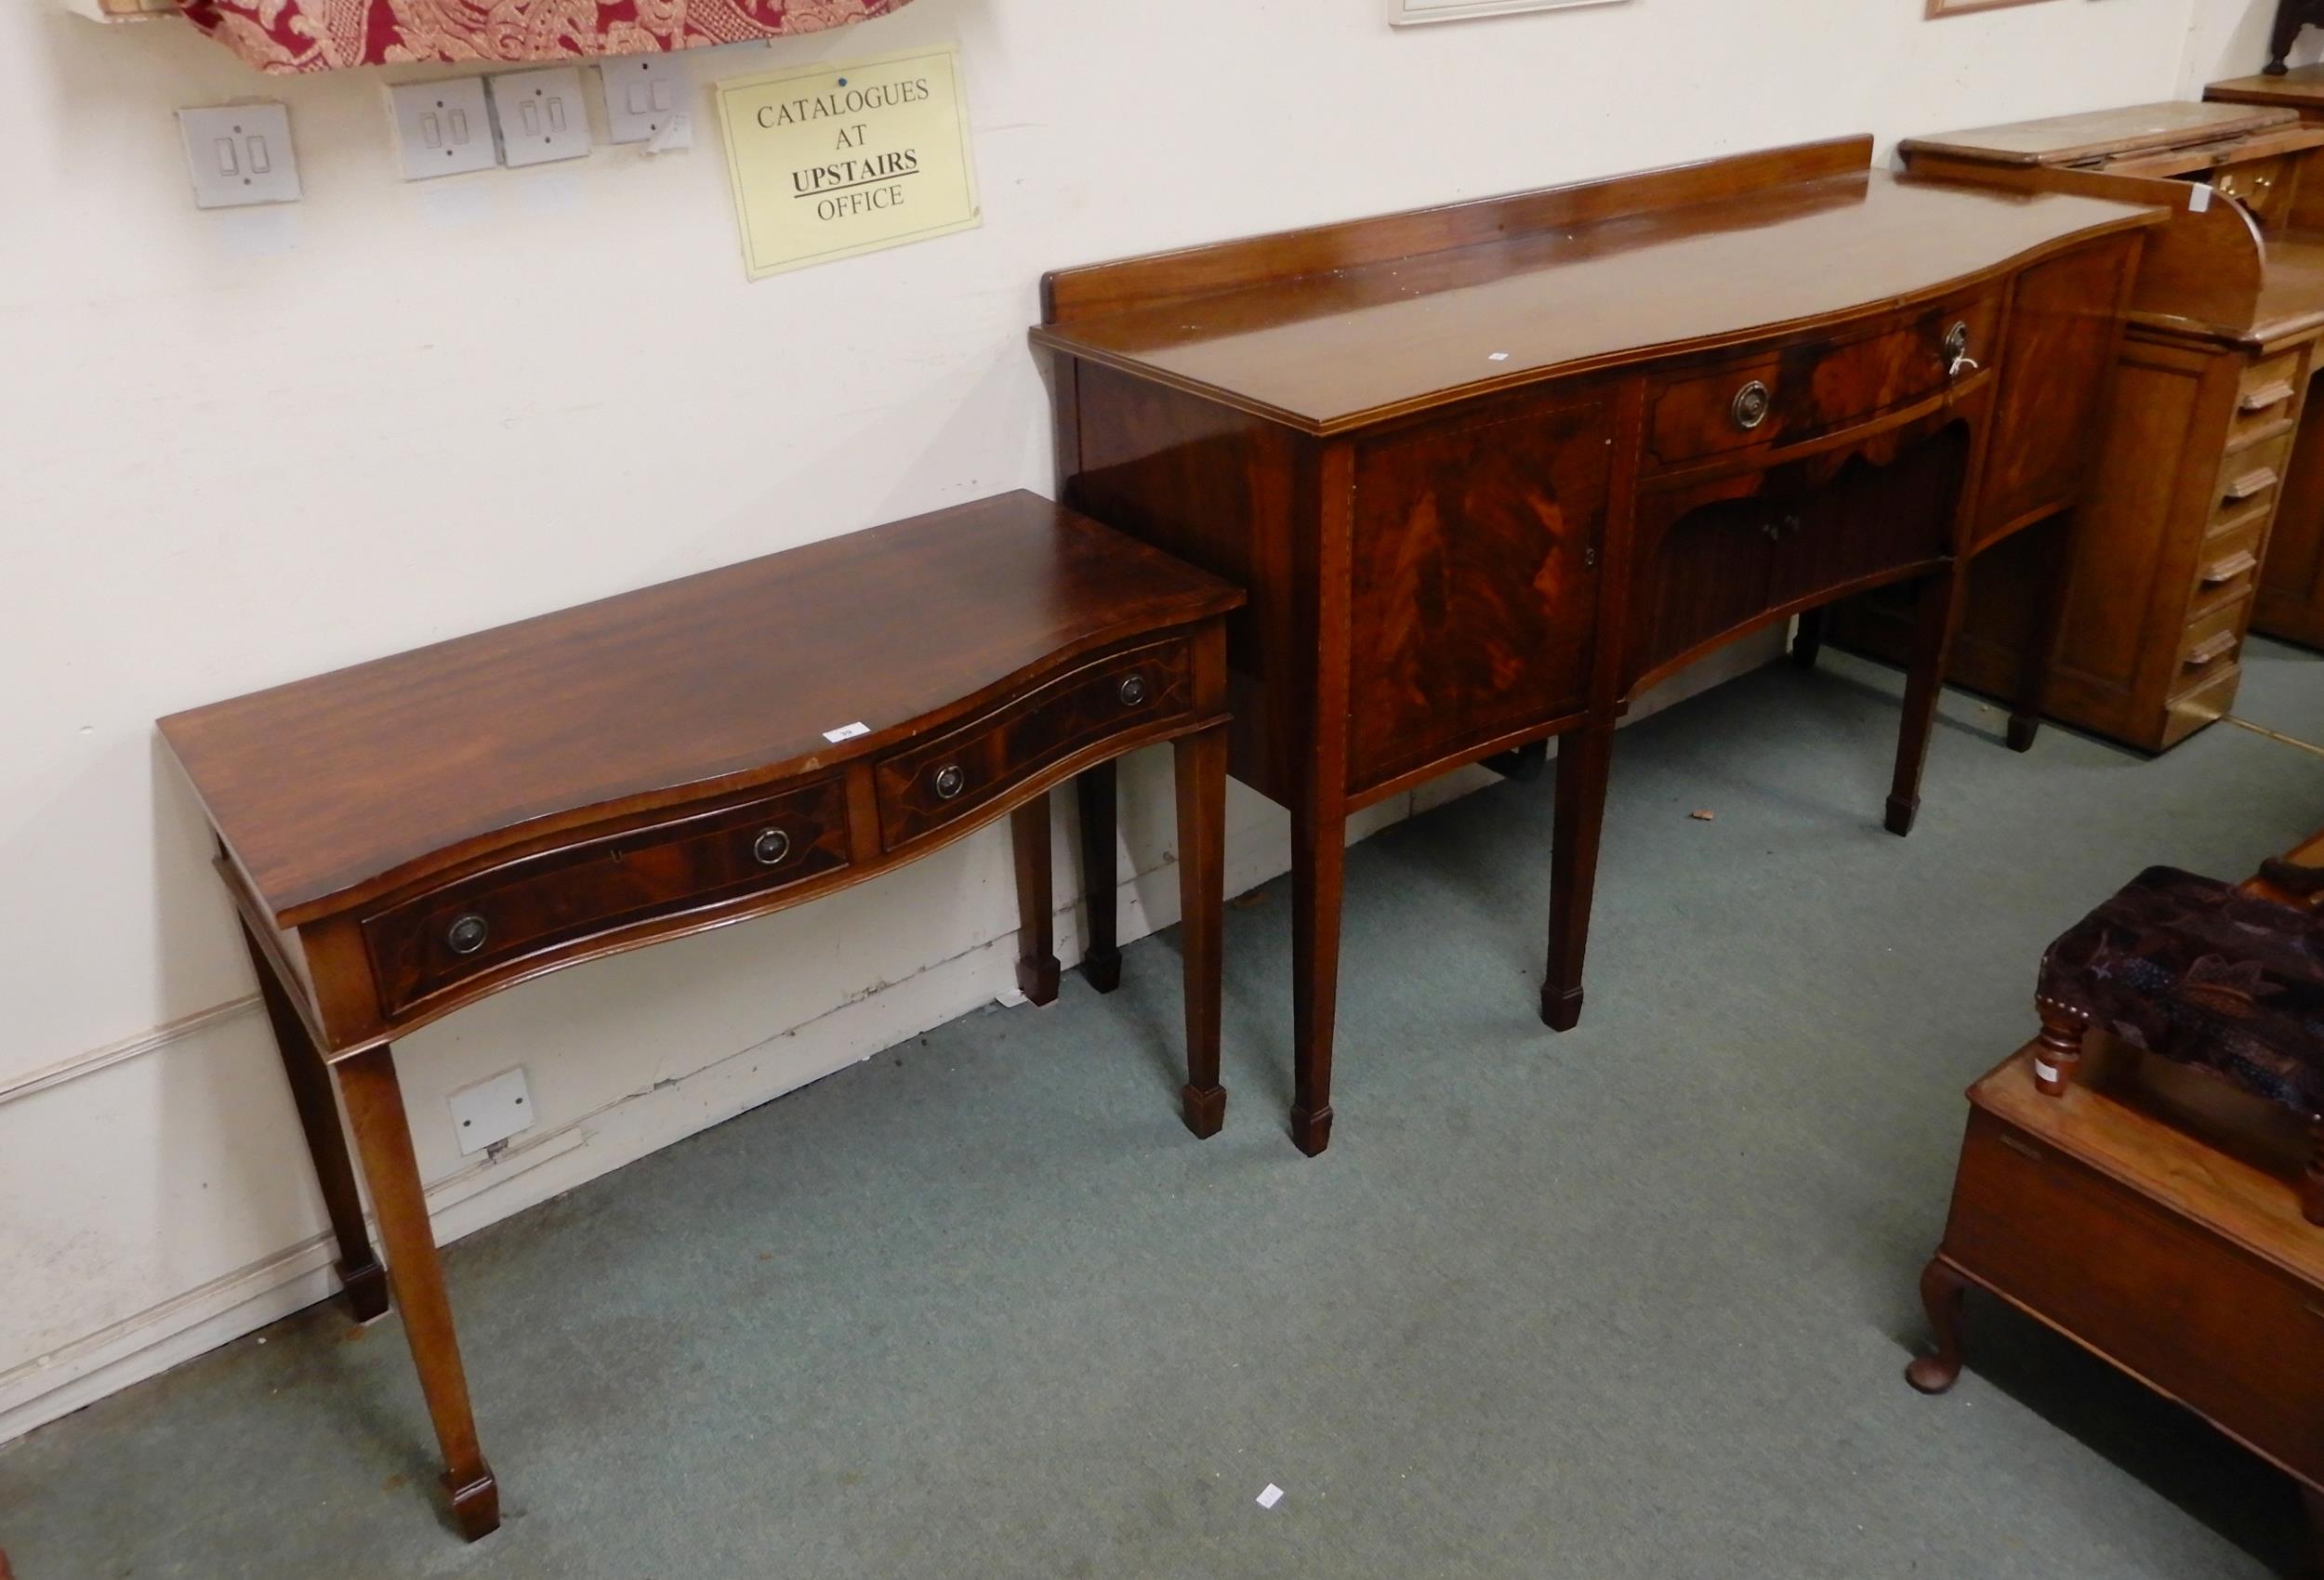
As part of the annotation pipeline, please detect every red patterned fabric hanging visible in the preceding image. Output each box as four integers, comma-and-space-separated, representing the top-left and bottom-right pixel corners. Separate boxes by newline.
175, 0, 920, 74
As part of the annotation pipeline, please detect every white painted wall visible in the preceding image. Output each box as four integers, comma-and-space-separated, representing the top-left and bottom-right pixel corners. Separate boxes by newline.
0, 0, 2240, 1439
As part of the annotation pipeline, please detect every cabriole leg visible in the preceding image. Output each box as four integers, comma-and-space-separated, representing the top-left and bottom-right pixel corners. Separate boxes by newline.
1010, 794, 1061, 1007
1905, 1256, 1971, 1394
1174, 726, 1228, 1139
336, 1046, 499, 1542
1076, 761, 1123, 993
242, 919, 389, 1323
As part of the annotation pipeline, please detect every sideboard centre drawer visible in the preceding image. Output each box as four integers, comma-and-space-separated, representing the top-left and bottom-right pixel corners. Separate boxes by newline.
363, 779, 852, 1016
876, 640, 1192, 849
1644, 292, 1999, 472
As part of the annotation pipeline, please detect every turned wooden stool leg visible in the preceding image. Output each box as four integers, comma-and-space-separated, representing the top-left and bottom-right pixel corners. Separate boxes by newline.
1905, 1256, 1971, 1394
1174, 725, 1228, 1139
2304, 1118, 2324, 1228
2034, 1003, 2086, 1097
1076, 760, 1123, 994
242, 919, 389, 1323
1010, 794, 1061, 1007
1887, 563, 1967, 836
337, 1046, 499, 1542
1791, 605, 1827, 670
1542, 721, 1615, 1033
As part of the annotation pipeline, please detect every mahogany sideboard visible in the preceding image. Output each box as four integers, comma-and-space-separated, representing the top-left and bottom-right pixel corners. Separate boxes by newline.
1832, 102, 2324, 749
157, 493, 1243, 1540
1033, 137, 2162, 1156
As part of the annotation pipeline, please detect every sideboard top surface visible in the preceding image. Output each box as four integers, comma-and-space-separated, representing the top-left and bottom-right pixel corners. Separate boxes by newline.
160, 492, 1242, 924
2208, 65, 2324, 111
1033, 158, 2162, 437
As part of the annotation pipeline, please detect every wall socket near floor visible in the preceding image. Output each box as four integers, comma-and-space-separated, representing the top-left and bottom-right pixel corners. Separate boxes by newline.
449, 1067, 534, 1156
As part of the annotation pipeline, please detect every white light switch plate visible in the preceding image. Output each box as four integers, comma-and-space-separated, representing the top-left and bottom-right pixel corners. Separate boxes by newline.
177, 103, 301, 208
448, 1067, 534, 1156
598, 57, 690, 147
489, 67, 591, 167
389, 77, 496, 179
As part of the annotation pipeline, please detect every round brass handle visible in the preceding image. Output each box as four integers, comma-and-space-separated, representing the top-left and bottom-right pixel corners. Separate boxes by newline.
934, 764, 966, 799
752, 827, 791, 866
1118, 673, 1150, 707
1731, 380, 1771, 431
445, 913, 489, 956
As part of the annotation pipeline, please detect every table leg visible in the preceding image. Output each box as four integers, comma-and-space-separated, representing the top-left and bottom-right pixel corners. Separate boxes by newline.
1905, 1256, 1970, 1395
1885, 564, 1967, 837
1288, 794, 1346, 1157
1174, 726, 1228, 1139
336, 1046, 499, 1542
1010, 794, 1061, 1007
241, 919, 389, 1323
1542, 720, 1615, 1033
1790, 605, 1827, 671
2301, 1483, 2324, 1576
1075, 761, 1123, 994
2006, 512, 2078, 754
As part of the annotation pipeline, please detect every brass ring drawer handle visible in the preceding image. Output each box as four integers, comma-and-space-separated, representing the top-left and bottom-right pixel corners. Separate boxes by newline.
752, 827, 791, 866
1944, 321, 1980, 380
1731, 380, 1771, 431
933, 764, 966, 800
445, 913, 490, 956
1118, 673, 1150, 707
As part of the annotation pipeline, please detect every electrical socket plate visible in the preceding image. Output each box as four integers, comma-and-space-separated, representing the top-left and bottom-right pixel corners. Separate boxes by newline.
448, 1067, 533, 1156
177, 103, 301, 208
389, 77, 496, 179
598, 57, 691, 148
488, 66, 591, 167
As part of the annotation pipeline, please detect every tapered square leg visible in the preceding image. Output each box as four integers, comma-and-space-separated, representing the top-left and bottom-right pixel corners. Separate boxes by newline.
1076, 761, 1123, 994
1010, 795, 1061, 1007
1791, 605, 1827, 670
336, 1046, 499, 1542
1288, 796, 1346, 1156
242, 920, 390, 1323
2006, 510, 2080, 754
1173, 727, 1229, 1138
1886, 565, 1967, 838
1542, 722, 1614, 1033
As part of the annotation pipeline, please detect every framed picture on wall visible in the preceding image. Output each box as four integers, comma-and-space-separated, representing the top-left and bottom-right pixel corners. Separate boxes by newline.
1393, 0, 1629, 25
1925, 0, 2059, 16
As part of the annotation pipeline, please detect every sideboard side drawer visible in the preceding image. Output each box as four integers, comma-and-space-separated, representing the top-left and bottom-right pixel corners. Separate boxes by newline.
363, 778, 852, 1017
1946, 1108, 2324, 1474
875, 640, 1192, 849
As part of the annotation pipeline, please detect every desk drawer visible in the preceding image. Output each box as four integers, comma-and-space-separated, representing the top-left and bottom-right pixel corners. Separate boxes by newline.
1946, 1108, 2324, 1479
2175, 594, 2251, 690
2191, 513, 2267, 619
1644, 292, 1998, 471
876, 640, 1191, 849
2230, 352, 2302, 447
2216, 431, 2291, 526
363, 780, 851, 1016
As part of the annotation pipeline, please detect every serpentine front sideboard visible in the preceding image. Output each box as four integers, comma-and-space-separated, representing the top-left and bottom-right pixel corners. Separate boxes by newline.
1033, 136, 2165, 1156
157, 493, 1243, 1539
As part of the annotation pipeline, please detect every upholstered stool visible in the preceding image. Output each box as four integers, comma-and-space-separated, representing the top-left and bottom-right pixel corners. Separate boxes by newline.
2034, 864, 2324, 1224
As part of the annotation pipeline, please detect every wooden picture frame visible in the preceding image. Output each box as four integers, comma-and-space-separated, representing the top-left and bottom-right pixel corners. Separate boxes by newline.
1926, 0, 2059, 16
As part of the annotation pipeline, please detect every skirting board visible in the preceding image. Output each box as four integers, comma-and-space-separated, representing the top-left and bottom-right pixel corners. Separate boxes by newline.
2, 630, 1778, 1445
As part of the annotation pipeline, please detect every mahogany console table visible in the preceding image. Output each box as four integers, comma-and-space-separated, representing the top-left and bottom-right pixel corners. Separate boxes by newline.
1034, 137, 2163, 1156
157, 493, 1242, 1540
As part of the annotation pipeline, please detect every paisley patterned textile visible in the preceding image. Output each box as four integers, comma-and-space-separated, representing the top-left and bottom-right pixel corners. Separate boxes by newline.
2039, 865, 2324, 1119
174, 0, 918, 74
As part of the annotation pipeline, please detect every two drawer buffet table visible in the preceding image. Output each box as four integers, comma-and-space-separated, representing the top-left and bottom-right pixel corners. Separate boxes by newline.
157, 493, 1243, 1539
1034, 136, 2165, 1156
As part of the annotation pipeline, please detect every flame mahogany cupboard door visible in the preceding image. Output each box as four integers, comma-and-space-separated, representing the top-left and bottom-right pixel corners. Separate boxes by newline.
1345, 393, 1615, 797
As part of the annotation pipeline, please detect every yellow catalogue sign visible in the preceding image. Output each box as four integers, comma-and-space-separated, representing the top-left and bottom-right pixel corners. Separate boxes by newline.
715, 46, 980, 280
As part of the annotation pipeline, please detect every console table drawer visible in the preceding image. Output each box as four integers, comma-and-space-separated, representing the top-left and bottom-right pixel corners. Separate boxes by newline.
876, 639, 1192, 849
1644, 292, 1999, 471
363, 780, 852, 1015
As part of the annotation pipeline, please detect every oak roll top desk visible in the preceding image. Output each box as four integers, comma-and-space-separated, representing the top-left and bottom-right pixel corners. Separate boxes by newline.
1033, 136, 2164, 1156
1838, 101, 2324, 750
158, 494, 1245, 1538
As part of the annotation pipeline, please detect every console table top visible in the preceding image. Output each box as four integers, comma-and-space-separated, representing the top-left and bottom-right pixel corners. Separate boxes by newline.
1033, 145, 2160, 436
159, 491, 1241, 924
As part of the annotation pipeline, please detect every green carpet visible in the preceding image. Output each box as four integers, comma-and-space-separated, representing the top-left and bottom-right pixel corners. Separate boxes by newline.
7, 650, 2322, 1579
